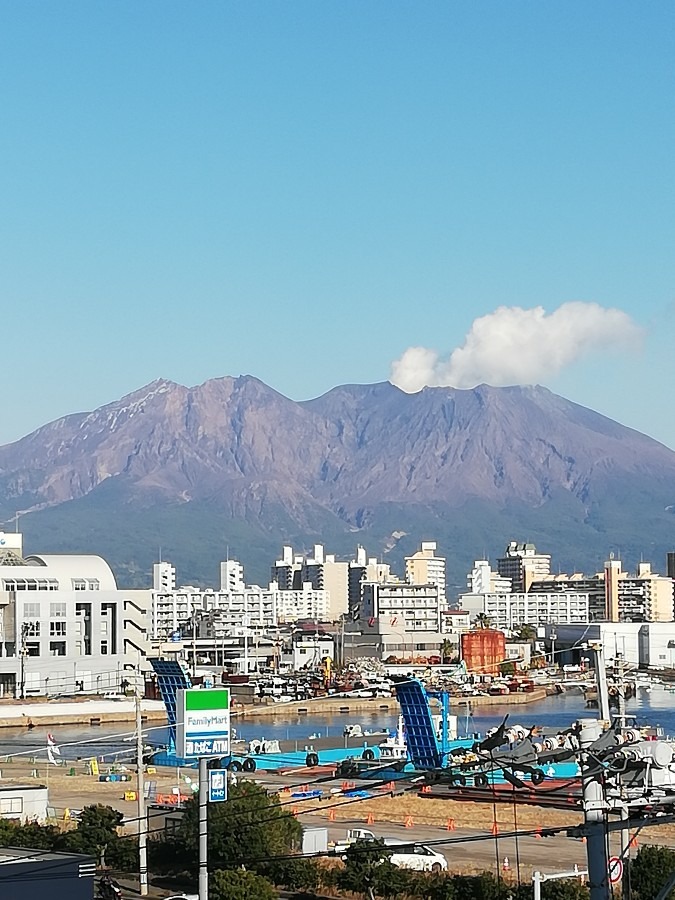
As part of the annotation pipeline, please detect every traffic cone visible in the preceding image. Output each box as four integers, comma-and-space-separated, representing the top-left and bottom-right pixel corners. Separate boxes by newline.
292, 807, 299, 817
535, 827, 542, 840
446, 818, 456, 831
421, 785, 432, 794
366, 813, 375, 825
329, 809, 336, 821
630, 835, 638, 849
405, 815, 414, 828
491, 821, 499, 836
502, 856, 510, 872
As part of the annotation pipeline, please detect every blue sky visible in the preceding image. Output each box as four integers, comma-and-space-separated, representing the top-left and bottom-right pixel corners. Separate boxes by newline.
1, 2, 674, 446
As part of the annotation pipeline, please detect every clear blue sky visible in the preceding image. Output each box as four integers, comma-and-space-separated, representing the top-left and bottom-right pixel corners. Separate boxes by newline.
1, 2, 674, 446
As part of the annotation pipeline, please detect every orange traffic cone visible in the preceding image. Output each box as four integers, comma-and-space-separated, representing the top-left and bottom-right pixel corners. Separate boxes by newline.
446, 818, 456, 831
329, 809, 336, 821
405, 815, 414, 828
366, 813, 375, 825
491, 821, 499, 836
421, 785, 432, 794
292, 807, 299, 817
535, 827, 542, 840
630, 835, 638, 849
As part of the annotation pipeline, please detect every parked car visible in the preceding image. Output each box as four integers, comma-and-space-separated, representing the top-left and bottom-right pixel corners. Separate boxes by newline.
387, 842, 448, 873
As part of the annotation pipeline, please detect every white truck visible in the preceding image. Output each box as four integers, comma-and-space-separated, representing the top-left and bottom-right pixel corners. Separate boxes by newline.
333, 828, 377, 854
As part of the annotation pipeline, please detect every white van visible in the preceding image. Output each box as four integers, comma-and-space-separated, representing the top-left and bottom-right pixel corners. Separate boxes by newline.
386, 842, 448, 873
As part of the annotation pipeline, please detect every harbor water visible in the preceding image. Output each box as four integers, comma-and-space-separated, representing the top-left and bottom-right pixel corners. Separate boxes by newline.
0, 682, 671, 763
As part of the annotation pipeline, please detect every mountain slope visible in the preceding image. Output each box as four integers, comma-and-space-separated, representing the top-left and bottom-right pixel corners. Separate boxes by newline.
1, 377, 674, 590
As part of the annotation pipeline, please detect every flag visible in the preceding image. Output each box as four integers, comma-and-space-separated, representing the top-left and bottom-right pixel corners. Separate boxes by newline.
47, 733, 62, 766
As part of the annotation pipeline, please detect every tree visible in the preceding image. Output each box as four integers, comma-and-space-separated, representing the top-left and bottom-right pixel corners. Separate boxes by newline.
474, 614, 492, 630
57, 804, 124, 866
210, 869, 276, 900
513, 624, 537, 643
263, 857, 322, 892
499, 661, 516, 676
176, 780, 301, 874
629, 844, 675, 899
440, 640, 456, 664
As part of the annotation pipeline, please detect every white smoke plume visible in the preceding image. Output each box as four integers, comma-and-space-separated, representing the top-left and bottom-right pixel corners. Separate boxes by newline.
390, 302, 642, 392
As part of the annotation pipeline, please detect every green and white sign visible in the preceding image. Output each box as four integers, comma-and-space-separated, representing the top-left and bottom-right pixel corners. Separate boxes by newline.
176, 688, 231, 758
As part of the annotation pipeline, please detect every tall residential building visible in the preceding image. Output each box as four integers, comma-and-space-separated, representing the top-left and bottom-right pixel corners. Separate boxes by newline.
220, 560, 245, 592
468, 560, 512, 595
497, 541, 551, 592
405, 541, 446, 605
604, 557, 622, 622
153, 561, 176, 593
362, 582, 441, 632
271, 544, 348, 620
348, 546, 392, 618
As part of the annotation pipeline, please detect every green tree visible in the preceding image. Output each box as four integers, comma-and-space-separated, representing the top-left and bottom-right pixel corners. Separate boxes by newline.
499, 660, 516, 676
630, 845, 675, 900
210, 868, 276, 900
474, 614, 493, 630
514, 624, 537, 643
57, 804, 124, 865
337, 839, 391, 900
263, 857, 322, 892
440, 640, 456, 664
176, 780, 301, 874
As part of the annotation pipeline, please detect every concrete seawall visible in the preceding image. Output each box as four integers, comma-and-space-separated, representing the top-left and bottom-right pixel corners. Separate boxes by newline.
233, 687, 548, 718
0, 699, 167, 728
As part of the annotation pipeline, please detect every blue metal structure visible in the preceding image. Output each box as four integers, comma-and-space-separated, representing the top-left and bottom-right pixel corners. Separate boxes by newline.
149, 658, 192, 759
393, 678, 445, 769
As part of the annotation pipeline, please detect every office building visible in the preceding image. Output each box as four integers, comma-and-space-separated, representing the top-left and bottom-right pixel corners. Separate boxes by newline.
0, 532, 151, 697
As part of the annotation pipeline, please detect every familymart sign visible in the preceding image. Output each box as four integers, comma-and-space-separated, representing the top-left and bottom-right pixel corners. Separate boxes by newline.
176, 688, 231, 758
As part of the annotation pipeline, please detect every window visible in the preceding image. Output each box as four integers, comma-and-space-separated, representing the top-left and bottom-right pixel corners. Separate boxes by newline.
101, 641, 108, 655
50, 622, 66, 637
50, 603, 67, 618
49, 641, 66, 657
72, 579, 87, 590
26, 643, 40, 657
0, 797, 22, 815
24, 621, 40, 637
23, 603, 40, 618
101, 621, 108, 635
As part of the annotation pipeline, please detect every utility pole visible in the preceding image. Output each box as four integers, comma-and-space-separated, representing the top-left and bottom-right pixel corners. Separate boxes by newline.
199, 757, 208, 900
135, 683, 148, 896
579, 718, 610, 900
19, 622, 29, 700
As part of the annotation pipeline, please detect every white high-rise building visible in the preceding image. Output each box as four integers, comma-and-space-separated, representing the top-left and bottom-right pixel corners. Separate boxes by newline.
220, 560, 245, 592
405, 541, 446, 605
153, 561, 176, 593
468, 560, 512, 594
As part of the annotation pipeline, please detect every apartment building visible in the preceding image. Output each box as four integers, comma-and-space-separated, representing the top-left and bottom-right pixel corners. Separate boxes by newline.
497, 541, 552, 592
459, 591, 590, 630
271, 544, 348, 620
405, 541, 446, 604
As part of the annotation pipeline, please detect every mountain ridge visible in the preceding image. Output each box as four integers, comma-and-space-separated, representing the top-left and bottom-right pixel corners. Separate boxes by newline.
1, 376, 674, 591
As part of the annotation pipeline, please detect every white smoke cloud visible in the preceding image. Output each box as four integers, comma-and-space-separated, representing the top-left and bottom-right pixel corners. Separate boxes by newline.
390, 302, 642, 392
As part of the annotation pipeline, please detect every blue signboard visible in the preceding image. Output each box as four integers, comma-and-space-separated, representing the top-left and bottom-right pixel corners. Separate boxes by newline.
209, 769, 228, 803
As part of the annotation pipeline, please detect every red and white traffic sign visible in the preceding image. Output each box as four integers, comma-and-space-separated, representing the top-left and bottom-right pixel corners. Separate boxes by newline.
608, 856, 624, 884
